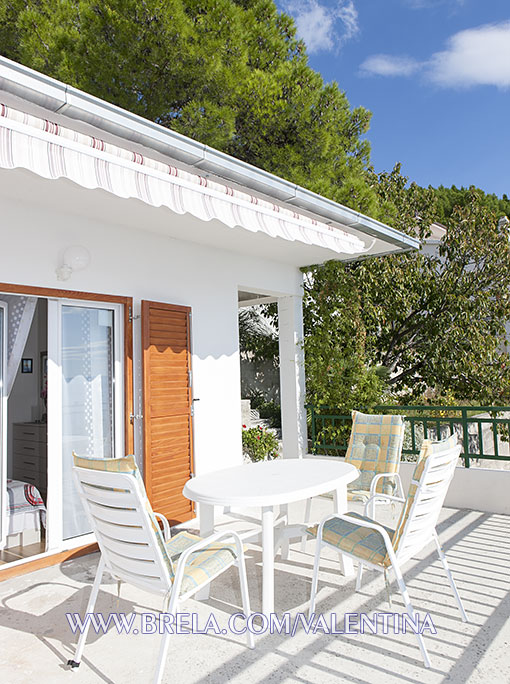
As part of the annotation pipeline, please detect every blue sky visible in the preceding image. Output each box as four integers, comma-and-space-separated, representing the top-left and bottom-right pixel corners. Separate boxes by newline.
277, 1, 510, 198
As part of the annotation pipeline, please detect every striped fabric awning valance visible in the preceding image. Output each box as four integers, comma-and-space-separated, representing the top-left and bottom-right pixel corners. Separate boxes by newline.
0, 103, 369, 256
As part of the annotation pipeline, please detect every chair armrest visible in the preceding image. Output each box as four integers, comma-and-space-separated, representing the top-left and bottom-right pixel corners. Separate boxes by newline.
316, 512, 396, 561
153, 512, 171, 542
363, 493, 405, 517
369, 472, 405, 499
172, 530, 245, 591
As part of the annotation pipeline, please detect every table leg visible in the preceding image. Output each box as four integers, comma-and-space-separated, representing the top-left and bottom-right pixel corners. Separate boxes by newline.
196, 503, 215, 599
279, 504, 289, 561
261, 506, 275, 615
333, 487, 355, 577
199, 503, 215, 537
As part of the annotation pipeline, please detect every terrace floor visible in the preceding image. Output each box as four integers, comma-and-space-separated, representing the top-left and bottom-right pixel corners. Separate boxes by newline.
0, 497, 509, 683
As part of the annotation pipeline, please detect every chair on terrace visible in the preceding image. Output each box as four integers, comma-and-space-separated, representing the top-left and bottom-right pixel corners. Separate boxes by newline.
67, 453, 253, 684
308, 434, 468, 668
302, 411, 405, 550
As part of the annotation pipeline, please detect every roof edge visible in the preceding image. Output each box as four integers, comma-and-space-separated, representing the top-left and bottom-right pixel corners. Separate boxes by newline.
0, 55, 419, 252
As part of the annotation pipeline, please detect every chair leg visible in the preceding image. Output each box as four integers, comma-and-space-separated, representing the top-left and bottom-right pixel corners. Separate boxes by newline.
391, 561, 431, 668
309, 539, 323, 616
301, 497, 312, 552
153, 593, 179, 684
433, 531, 468, 622
237, 554, 255, 649
384, 567, 393, 609
67, 555, 106, 668
356, 562, 364, 591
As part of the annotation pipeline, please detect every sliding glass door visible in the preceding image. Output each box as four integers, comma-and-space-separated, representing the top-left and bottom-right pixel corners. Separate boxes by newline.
48, 300, 124, 543
0, 303, 6, 550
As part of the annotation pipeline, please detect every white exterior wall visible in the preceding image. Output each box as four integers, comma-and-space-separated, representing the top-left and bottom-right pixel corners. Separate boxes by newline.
306, 455, 510, 515
0, 177, 304, 478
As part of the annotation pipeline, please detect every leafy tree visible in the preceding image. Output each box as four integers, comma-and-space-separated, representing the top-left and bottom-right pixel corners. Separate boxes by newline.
316, 166, 510, 404
0, 0, 378, 214
432, 184, 510, 225
302, 260, 384, 411
239, 305, 278, 364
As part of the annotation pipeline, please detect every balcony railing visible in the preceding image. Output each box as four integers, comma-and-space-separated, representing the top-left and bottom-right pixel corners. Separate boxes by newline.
308, 405, 510, 467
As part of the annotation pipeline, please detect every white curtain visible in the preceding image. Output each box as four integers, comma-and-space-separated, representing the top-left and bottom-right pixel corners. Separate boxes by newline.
2, 295, 37, 396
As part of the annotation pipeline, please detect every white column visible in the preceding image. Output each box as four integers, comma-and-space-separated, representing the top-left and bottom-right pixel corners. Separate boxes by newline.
278, 295, 307, 459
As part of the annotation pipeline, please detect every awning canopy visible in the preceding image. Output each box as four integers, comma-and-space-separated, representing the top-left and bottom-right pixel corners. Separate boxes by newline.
0, 103, 371, 257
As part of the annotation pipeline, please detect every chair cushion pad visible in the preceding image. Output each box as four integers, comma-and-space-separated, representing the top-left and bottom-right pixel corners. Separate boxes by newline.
166, 531, 237, 594
307, 513, 395, 567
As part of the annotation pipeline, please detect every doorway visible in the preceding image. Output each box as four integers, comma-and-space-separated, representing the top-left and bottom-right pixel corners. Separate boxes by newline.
0, 290, 126, 568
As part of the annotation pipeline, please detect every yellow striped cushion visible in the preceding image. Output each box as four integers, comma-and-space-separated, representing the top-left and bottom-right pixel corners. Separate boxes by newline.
307, 513, 395, 567
166, 531, 237, 594
345, 411, 405, 496
73, 453, 138, 473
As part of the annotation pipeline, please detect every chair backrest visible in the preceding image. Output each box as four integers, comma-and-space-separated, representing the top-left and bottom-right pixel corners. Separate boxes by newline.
391, 434, 461, 564
73, 454, 173, 595
345, 411, 405, 494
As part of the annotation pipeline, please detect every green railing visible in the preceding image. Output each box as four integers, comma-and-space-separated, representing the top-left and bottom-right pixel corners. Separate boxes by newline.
308, 405, 510, 467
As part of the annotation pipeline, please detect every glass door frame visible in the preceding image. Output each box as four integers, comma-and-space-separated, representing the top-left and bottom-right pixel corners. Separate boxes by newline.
0, 302, 7, 550
46, 298, 125, 551
0, 282, 133, 575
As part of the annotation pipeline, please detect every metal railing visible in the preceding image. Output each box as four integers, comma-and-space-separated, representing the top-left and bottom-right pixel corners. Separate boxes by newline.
308, 404, 510, 467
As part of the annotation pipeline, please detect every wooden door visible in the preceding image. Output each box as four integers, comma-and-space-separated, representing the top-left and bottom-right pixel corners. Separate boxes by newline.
142, 301, 194, 525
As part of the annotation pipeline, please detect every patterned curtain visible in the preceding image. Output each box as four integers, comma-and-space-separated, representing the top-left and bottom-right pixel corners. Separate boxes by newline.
2, 295, 37, 396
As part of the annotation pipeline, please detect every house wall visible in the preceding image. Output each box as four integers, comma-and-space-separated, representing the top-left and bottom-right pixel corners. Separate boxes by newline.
0, 174, 304, 478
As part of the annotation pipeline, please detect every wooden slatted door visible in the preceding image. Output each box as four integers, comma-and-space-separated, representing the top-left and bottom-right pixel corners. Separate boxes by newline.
142, 301, 194, 525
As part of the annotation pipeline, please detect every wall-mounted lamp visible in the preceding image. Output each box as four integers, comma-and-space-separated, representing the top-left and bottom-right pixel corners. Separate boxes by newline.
56, 245, 91, 281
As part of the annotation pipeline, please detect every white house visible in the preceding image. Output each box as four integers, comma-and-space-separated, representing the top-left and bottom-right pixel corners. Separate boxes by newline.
0, 56, 418, 577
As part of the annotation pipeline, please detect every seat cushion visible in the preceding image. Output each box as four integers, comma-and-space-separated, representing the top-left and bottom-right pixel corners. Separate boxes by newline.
307, 512, 395, 567
166, 531, 237, 595
345, 411, 404, 496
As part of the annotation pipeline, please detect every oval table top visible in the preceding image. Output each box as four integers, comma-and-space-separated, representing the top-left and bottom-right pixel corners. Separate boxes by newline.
183, 458, 359, 508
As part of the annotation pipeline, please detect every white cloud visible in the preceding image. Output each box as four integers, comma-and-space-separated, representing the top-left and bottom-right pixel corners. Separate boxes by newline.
284, 1, 359, 54
360, 54, 421, 77
360, 21, 510, 90
402, 0, 466, 8
428, 22, 510, 88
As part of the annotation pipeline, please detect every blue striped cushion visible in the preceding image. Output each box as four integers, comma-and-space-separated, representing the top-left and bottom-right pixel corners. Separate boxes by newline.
166, 531, 237, 594
307, 513, 395, 567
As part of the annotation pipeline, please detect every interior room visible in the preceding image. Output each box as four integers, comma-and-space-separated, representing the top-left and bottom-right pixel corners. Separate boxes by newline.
0, 295, 47, 565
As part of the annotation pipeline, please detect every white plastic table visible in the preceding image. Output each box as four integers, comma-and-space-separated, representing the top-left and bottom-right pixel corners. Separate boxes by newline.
182, 458, 359, 615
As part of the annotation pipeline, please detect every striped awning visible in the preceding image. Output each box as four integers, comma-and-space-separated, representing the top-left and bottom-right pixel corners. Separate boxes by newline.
0, 103, 369, 256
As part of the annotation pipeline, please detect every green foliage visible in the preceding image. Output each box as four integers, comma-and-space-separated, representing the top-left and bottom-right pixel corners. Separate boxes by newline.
0, 0, 379, 215
352, 168, 510, 403
256, 399, 281, 428
300, 166, 510, 408
242, 425, 279, 462
239, 305, 278, 364
431, 184, 510, 225
302, 260, 385, 412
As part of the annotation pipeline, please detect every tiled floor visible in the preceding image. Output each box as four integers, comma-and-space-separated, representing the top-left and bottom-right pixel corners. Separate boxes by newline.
0, 499, 509, 683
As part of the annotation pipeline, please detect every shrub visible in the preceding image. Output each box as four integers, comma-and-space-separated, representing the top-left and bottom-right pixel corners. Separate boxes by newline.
242, 425, 279, 462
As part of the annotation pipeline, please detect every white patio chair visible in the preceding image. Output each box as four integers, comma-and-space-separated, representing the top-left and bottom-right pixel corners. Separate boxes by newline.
67, 454, 254, 684
301, 411, 405, 551
308, 434, 468, 668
